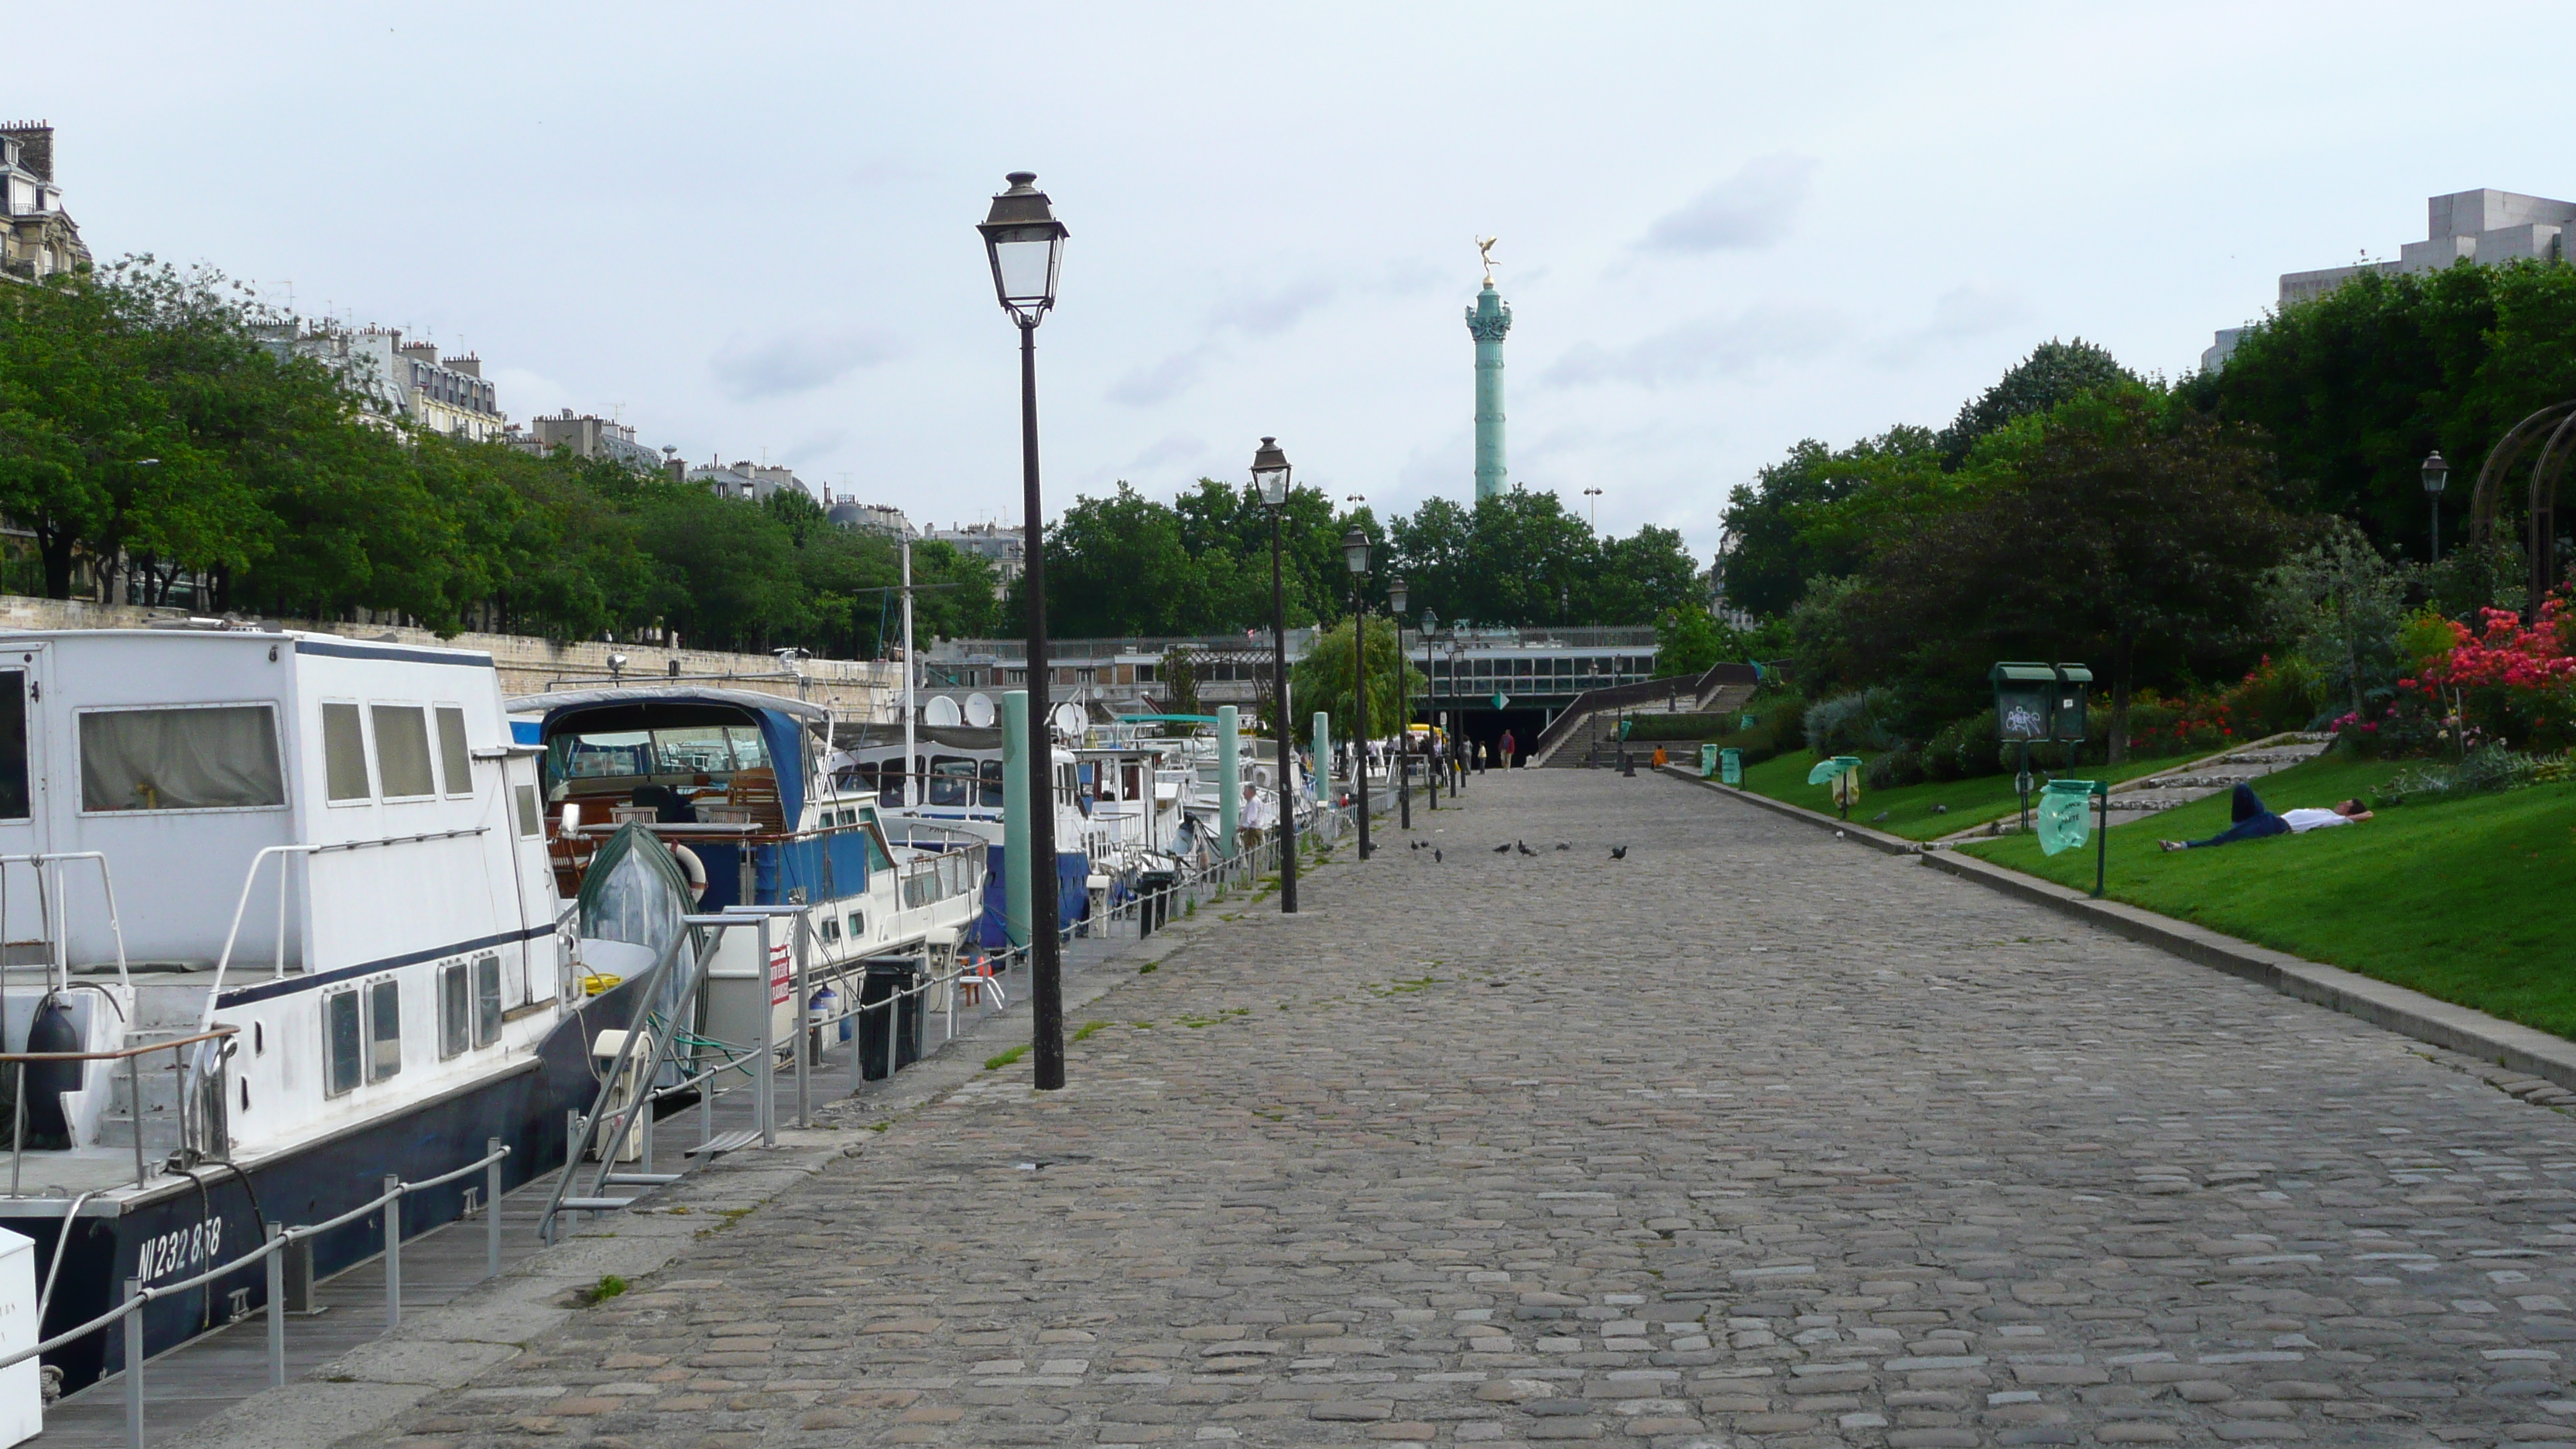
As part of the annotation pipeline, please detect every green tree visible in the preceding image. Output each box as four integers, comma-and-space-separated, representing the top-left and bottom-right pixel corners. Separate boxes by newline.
1937, 337, 2139, 466
2262, 516, 2417, 719
1654, 605, 1724, 677
1717, 426, 1949, 617
1461, 488, 1593, 626
1590, 525, 1702, 625
1287, 615, 1417, 745
1841, 393, 2297, 759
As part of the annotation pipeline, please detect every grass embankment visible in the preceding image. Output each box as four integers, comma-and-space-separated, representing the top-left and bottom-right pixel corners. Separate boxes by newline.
1728, 749, 2200, 841
1960, 755, 2576, 1038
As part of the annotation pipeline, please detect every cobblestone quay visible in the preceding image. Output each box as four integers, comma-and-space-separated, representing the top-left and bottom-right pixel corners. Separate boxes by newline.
392, 771, 2576, 1448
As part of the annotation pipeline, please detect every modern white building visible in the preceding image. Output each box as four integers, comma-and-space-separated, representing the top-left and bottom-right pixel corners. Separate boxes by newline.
2204, 188, 2576, 371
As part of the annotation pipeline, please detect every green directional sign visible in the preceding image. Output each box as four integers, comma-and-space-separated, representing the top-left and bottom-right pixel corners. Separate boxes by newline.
1492, 692, 1509, 709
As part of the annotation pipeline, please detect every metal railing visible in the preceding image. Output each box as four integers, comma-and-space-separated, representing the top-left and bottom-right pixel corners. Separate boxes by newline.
0, 1136, 512, 1449
0, 851, 132, 989
200, 830, 492, 1028
2, 1026, 239, 1197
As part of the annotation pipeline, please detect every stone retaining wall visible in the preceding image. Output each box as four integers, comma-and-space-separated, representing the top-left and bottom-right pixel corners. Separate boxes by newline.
0, 595, 901, 718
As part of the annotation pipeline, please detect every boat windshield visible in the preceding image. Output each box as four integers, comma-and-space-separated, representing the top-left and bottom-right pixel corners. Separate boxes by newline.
551, 724, 769, 783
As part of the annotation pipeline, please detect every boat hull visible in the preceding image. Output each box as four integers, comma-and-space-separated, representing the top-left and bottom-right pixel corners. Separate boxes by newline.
13, 975, 642, 1396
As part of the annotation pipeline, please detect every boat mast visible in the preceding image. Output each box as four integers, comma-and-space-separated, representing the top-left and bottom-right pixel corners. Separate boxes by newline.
902, 533, 917, 808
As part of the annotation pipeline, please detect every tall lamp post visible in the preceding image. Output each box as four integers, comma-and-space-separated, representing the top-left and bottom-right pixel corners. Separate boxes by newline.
1252, 437, 1299, 913
1421, 608, 1440, 810
1343, 525, 1373, 861
978, 172, 1070, 1092
1389, 577, 1412, 830
1583, 486, 1602, 532
2422, 450, 2450, 562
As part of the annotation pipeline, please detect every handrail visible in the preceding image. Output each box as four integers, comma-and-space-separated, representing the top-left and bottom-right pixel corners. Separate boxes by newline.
201, 830, 492, 1029
0, 1025, 235, 1064
0, 1136, 512, 1366
0, 852, 132, 989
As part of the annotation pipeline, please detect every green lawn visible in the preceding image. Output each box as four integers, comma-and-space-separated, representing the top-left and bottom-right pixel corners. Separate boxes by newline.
1728, 748, 2201, 841
1960, 755, 2576, 1039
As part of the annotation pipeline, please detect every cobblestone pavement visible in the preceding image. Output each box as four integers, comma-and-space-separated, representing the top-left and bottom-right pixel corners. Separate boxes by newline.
389, 770, 2576, 1449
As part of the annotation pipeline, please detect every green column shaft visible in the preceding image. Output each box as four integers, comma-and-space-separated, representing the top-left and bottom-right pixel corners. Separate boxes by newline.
1311, 712, 1331, 800
1217, 704, 1241, 854
1002, 690, 1032, 949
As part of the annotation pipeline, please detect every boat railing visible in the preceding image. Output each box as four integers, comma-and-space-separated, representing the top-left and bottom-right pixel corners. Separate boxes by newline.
0, 852, 132, 991
0, 1025, 239, 1197
0, 1133, 514, 1448
200, 828, 493, 1031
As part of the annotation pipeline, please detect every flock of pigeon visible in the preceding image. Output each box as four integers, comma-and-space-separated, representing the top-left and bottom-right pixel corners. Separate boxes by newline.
1394, 838, 1628, 862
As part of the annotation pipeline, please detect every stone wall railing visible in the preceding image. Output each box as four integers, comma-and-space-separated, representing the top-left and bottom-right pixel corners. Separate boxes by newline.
0, 596, 902, 718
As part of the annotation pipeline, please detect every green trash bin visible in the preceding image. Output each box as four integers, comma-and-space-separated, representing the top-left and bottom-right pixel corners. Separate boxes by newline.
1719, 748, 1742, 785
1699, 744, 1719, 777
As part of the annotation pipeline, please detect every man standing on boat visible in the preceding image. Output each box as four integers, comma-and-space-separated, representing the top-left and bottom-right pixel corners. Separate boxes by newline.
1238, 779, 1270, 856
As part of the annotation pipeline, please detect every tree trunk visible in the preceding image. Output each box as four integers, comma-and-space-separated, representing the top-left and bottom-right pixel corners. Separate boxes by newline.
35, 526, 74, 601
2108, 631, 2135, 766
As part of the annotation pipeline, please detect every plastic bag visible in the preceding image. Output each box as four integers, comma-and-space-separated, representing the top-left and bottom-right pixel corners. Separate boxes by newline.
2036, 780, 2097, 856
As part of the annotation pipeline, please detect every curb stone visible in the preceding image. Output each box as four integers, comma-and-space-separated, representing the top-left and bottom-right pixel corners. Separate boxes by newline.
1665, 761, 2576, 1101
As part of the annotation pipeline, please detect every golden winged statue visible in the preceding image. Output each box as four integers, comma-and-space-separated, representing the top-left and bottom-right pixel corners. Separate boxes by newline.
1476, 235, 1499, 286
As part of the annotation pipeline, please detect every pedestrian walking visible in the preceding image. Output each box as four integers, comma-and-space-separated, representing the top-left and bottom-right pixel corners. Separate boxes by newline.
1499, 728, 1516, 769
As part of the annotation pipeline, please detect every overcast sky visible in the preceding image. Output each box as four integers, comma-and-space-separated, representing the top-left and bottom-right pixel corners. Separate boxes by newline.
19, 3, 2574, 561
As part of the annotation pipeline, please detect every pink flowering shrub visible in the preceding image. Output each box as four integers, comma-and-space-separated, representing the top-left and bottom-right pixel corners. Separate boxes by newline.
2395, 596, 2576, 753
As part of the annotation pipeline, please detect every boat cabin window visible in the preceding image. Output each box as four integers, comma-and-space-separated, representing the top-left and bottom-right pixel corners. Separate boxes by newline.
322, 703, 370, 802
846, 910, 865, 940
79, 704, 286, 814
476, 954, 502, 1045
439, 963, 471, 1058
514, 783, 543, 836
434, 706, 473, 796
325, 989, 362, 1095
980, 760, 1003, 806
875, 765, 903, 808
372, 705, 437, 799
441, 955, 502, 1058
928, 755, 978, 807
369, 978, 402, 1081
818, 916, 841, 944
550, 724, 769, 783
0, 671, 26, 821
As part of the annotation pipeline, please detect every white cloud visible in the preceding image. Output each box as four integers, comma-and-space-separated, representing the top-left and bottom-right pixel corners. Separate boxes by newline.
710, 327, 903, 402
1106, 344, 1217, 407
1543, 305, 1843, 389
1639, 155, 1817, 254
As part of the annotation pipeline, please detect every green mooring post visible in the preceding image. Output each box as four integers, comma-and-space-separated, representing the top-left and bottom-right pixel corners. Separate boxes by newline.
1217, 704, 1242, 857
1002, 690, 1032, 949
2095, 780, 2109, 899
1311, 711, 1332, 809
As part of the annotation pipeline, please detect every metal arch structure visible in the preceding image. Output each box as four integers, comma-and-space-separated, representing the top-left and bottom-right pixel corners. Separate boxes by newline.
2467, 399, 2576, 605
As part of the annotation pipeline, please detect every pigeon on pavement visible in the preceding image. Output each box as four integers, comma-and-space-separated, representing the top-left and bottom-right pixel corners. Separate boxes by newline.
1516, 841, 1536, 856
1608, 845, 1627, 860
1492, 843, 1511, 853
1433, 848, 1442, 862
1553, 842, 1570, 851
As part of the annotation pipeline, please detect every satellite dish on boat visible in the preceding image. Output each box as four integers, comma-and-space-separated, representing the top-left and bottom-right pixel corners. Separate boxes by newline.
924, 696, 963, 728
1052, 703, 1086, 738
964, 693, 995, 728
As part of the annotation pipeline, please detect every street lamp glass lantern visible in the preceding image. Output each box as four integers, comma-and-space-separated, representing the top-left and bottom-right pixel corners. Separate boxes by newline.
1252, 436, 1291, 509
1387, 577, 1409, 616
1341, 526, 1370, 576
2421, 449, 2450, 496
978, 173, 1068, 323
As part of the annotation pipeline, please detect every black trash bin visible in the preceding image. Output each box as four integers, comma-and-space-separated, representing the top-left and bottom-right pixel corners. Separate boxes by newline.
1136, 869, 1179, 937
858, 960, 923, 1080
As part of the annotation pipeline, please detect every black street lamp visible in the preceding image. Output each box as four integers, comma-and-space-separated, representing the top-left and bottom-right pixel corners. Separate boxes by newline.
1252, 437, 1298, 914
1389, 577, 1412, 830
1421, 608, 1440, 810
1342, 524, 1373, 862
978, 171, 1070, 1092
2422, 449, 2451, 562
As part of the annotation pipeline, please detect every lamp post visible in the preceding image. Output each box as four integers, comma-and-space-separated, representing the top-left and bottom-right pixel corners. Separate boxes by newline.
2422, 450, 2451, 563
978, 171, 1070, 1092
1583, 486, 1602, 532
1389, 577, 1412, 830
1252, 437, 1298, 913
1342, 525, 1373, 861
1421, 608, 1440, 810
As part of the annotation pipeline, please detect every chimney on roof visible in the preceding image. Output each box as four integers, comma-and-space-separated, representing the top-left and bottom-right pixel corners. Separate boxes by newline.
0, 123, 54, 182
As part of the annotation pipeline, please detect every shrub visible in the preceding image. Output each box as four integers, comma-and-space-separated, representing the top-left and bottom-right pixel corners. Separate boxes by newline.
1804, 689, 1901, 756
1866, 748, 1927, 790
2383, 744, 2542, 804
2400, 598, 2576, 754
2220, 655, 2328, 739
1704, 688, 1807, 766
1922, 711, 2006, 781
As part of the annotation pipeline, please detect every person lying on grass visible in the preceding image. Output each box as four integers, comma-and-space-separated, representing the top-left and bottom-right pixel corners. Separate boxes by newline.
2159, 783, 2372, 851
